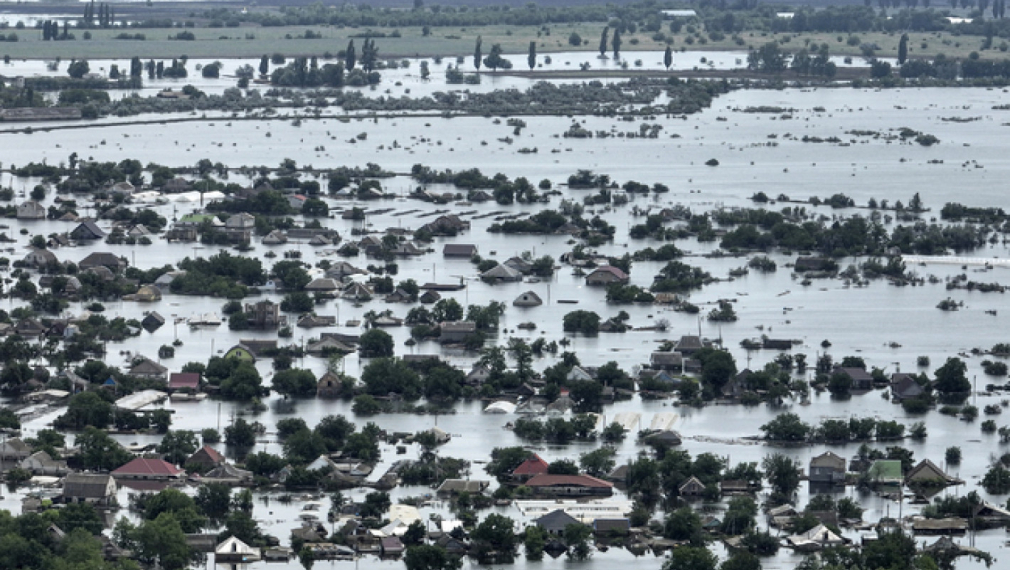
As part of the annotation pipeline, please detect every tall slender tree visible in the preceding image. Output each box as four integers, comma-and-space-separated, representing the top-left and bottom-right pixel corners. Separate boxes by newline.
259, 55, 269, 76
474, 35, 482, 70
612, 28, 622, 59
345, 40, 356, 70
898, 33, 908, 64
599, 27, 609, 57
527, 41, 536, 70
664, 46, 673, 70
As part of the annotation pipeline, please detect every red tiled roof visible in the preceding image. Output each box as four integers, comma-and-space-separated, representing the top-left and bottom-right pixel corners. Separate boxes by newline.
526, 474, 614, 489
169, 372, 200, 389
112, 457, 183, 477
192, 445, 224, 464
512, 454, 550, 476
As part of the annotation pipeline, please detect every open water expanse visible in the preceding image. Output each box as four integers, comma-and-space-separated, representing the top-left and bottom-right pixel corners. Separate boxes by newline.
1, 70, 1010, 569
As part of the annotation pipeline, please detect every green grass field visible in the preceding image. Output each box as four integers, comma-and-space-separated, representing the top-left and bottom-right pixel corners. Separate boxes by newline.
0, 22, 1005, 63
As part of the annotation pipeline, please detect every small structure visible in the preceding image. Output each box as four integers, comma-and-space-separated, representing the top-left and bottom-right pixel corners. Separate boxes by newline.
525, 474, 614, 497
419, 290, 441, 304
22, 247, 58, 269
809, 451, 846, 484
650, 351, 683, 371
787, 524, 846, 551
440, 321, 476, 343
244, 300, 284, 329
512, 454, 550, 481
380, 536, 404, 557
186, 445, 225, 471
890, 373, 925, 402
0, 438, 32, 460
675, 335, 707, 356
794, 256, 836, 273
834, 367, 874, 391
513, 291, 543, 307
442, 244, 477, 258
79, 252, 127, 271
111, 458, 184, 481
304, 277, 341, 292
592, 518, 630, 536
70, 220, 106, 240
262, 230, 288, 245
129, 358, 168, 382
436, 479, 490, 496
912, 518, 968, 536
168, 372, 201, 393
215, 536, 261, 563
225, 213, 256, 229
17, 201, 46, 220
62, 473, 117, 506
316, 371, 344, 398
585, 265, 629, 285
905, 459, 960, 486
224, 344, 256, 362
534, 509, 580, 536
867, 460, 903, 485
678, 475, 706, 498
481, 264, 523, 283
21, 450, 69, 475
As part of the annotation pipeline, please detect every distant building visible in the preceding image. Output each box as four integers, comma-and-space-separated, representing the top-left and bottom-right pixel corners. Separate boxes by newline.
16, 201, 46, 220
62, 473, 117, 506
809, 451, 846, 484
525, 474, 614, 497
443, 244, 477, 258
585, 266, 629, 286
244, 300, 283, 329
440, 321, 476, 343
70, 220, 106, 240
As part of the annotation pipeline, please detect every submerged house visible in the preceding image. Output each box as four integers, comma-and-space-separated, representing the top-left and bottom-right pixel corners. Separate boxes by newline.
809, 451, 846, 484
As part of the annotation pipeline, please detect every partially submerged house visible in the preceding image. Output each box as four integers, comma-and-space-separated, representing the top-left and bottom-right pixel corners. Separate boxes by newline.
525, 474, 614, 497
809, 451, 846, 484
534, 509, 581, 536
585, 265, 629, 285
905, 459, 961, 487
61, 473, 117, 506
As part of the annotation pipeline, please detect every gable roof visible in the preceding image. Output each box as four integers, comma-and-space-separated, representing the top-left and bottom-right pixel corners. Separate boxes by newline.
62, 473, 115, 498
513, 454, 550, 476
112, 457, 183, 477
526, 474, 614, 489
169, 372, 201, 390
535, 509, 580, 530
906, 458, 957, 484
188, 445, 224, 466
810, 451, 846, 470
586, 265, 628, 281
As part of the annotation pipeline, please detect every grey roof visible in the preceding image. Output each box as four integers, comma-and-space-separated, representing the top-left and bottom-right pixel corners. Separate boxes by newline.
535, 509, 581, 531
62, 473, 115, 499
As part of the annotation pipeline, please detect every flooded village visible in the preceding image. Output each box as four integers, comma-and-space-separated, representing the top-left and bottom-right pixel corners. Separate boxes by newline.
5, 1, 1010, 570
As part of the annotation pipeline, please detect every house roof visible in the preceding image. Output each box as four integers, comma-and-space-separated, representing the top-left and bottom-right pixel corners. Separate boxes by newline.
189, 445, 225, 465
437, 479, 489, 494
906, 459, 955, 483
679, 475, 705, 492
586, 265, 628, 281
440, 321, 476, 333
169, 372, 201, 390
810, 451, 846, 470
442, 244, 477, 256
62, 473, 115, 499
535, 509, 580, 530
73, 220, 106, 238
868, 460, 903, 482
79, 252, 125, 269
513, 454, 550, 476
526, 474, 614, 489
112, 457, 183, 477
130, 358, 168, 376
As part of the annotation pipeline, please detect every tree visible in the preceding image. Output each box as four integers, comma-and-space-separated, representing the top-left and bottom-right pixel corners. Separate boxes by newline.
664, 46, 673, 70
158, 430, 198, 465
483, 44, 507, 71
195, 483, 231, 520
133, 513, 192, 570
599, 27, 609, 57
898, 33, 909, 64
144, 488, 206, 533
259, 55, 269, 76
473, 35, 482, 70
580, 447, 616, 477
662, 545, 717, 570
68, 60, 90, 79
748, 42, 787, 73
762, 453, 801, 500
471, 514, 517, 556
527, 41, 536, 70
404, 545, 461, 570
76, 426, 132, 471
564, 523, 592, 561
345, 40, 356, 70
361, 357, 422, 398
760, 413, 811, 442
486, 447, 530, 479
272, 368, 317, 397
934, 357, 970, 395
664, 507, 702, 541
720, 551, 762, 570
225, 417, 257, 448
359, 328, 394, 357
524, 526, 547, 560
612, 28, 622, 59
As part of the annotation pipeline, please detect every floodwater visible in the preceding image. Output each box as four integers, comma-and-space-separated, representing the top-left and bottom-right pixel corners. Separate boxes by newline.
0, 80, 1009, 569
